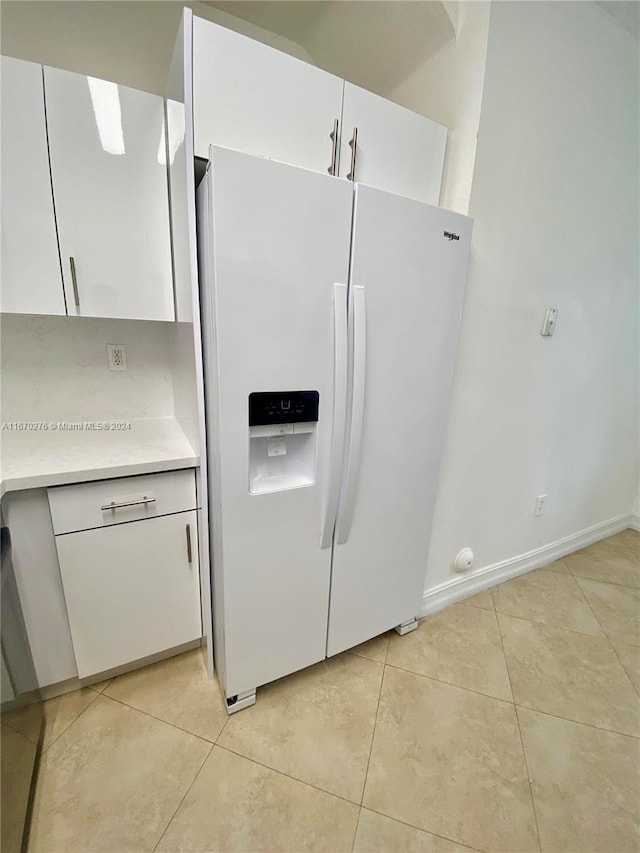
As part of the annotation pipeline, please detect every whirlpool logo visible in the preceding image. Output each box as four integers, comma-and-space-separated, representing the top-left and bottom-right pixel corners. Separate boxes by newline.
443, 230, 460, 241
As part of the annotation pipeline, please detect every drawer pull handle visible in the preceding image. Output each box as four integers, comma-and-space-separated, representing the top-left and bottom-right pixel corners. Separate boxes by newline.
186, 523, 193, 564
100, 496, 156, 511
328, 118, 339, 175
346, 127, 358, 181
69, 256, 80, 309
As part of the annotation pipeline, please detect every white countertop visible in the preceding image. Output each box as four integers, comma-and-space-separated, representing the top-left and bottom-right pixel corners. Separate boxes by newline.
0, 417, 198, 496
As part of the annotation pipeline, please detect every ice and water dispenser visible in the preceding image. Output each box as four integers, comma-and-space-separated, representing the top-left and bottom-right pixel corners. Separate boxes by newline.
248, 391, 319, 495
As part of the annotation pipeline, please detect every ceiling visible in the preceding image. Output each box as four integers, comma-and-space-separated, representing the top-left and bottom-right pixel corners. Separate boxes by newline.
205, 1, 455, 95
595, 1, 640, 38
203, 1, 638, 97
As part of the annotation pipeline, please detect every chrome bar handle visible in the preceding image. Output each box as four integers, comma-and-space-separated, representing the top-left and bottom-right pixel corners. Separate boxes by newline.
186, 523, 193, 563
327, 118, 339, 176
100, 496, 156, 511
69, 256, 80, 309
346, 127, 358, 181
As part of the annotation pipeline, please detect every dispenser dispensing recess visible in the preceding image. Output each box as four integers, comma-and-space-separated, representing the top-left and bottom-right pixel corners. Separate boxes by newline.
248, 392, 319, 495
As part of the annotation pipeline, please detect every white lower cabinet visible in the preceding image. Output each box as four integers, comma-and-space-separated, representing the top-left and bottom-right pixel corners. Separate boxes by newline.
1, 489, 78, 688
48, 471, 202, 679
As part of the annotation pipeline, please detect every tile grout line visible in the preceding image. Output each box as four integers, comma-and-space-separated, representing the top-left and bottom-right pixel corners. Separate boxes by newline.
358, 805, 486, 853
608, 645, 640, 700
215, 742, 364, 808
358, 660, 386, 809
353, 626, 507, 853
570, 581, 640, 702
495, 608, 544, 853
512, 701, 640, 741
2, 717, 41, 747
567, 566, 640, 590
348, 649, 387, 851
413, 565, 640, 738
383, 634, 390, 665
214, 703, 232, 744
349, 806, 363, 853
513, 705, 544, 853
492, 606, 609, 641
495, 558, 640, 738
490, 567, 614, 640
347, 639, 390, 852
86, 678, 114, 695
95, 691, 222, 747
151, 742, 214, 853
564, 535, 640, 589
488, 604, 513, 704
39, 687, 101, 755
383, 659, 516, 707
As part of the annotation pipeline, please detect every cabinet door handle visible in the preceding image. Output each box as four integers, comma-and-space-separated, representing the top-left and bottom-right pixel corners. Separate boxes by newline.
100, 496, 156, 511
69, 256, 80, 309
328, 118, 339, 176
346, 127, 358, 181
186, 523, 193, 564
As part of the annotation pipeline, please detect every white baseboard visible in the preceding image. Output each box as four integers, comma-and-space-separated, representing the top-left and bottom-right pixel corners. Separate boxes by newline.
39, 638, 203, 700
420, 513, 636, 619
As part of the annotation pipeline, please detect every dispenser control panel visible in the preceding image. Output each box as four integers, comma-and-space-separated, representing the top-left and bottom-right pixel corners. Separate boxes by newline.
249, 391, 319, 426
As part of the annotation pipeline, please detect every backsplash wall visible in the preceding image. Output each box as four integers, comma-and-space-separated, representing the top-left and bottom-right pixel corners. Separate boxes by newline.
1, 314, 176, 423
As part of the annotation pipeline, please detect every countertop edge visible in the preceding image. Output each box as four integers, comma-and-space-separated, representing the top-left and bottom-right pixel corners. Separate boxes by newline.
1, 454, 199, 498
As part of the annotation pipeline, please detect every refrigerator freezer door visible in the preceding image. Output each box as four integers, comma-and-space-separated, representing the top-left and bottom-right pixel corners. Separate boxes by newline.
201, 147, 353, 698
327, 185, 472, 657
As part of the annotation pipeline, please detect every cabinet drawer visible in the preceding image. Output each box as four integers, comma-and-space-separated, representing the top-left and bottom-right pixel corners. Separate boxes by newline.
48, 470, 196, 535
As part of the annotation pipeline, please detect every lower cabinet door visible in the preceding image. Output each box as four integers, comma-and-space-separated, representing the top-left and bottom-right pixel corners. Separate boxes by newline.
55, 511, 201, 678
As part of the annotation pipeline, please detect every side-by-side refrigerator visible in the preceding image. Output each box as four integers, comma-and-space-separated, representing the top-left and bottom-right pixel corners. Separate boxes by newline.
197, 145, 472, 711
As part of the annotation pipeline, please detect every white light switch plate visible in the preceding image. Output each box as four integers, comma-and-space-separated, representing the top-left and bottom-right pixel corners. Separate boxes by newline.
541, 308, 558, 337
534, 494, 547, 517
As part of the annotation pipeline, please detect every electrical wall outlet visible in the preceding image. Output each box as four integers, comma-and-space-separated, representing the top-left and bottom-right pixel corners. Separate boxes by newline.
534, 494, 547, 517
107, 344, 127, 371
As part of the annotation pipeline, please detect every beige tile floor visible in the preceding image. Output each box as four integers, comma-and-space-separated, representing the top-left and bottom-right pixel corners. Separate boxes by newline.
13, 530, 640, 852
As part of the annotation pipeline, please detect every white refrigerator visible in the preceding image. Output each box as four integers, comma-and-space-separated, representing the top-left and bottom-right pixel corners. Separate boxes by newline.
197, 146, 472, 711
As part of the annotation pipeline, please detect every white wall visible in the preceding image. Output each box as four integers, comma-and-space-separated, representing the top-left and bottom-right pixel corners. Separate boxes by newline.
0, 1, 313, 94
388, 2, 490, 214
425, 1, 639, 593
0, 315, 175, 422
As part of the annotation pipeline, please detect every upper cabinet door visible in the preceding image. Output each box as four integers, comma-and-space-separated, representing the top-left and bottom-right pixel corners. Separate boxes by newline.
44, 68, 174, 321
339, 83, 447, 205
193, 18, 344, 174
1, 57, 65, 316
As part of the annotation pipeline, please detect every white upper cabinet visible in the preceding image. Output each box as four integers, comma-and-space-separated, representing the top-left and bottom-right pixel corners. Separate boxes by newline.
44, 67, 174, 321
190, 18, 447, 204
193, 18, 344, 174
339, 83, 447, 205
1, 56, 65, 316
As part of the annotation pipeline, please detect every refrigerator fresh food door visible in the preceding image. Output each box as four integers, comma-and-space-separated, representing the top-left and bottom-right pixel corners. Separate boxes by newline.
200, 146, 353, 698
327, 185, 472, 657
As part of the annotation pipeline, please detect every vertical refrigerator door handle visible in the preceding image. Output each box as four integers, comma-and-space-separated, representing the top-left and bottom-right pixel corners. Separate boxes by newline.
336, 285, 366, 545
320, 283, 348, 549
